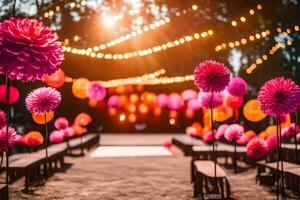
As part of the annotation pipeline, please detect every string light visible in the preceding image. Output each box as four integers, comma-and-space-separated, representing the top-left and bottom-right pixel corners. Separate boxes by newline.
62, 29, 214, 60
246, 43, 282, 74
65, 69, 166, 87
63, 4, 202, 52
231, 4, 262, 27
214, 29, 270, 52
43, 1, 88, 19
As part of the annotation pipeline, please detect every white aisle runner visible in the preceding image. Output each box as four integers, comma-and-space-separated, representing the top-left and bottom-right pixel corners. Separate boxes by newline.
90, 146, 172, 158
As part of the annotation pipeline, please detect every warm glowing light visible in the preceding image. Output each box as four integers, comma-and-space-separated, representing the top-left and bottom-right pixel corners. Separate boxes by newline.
169, 118, 176, 125
103, 16, 115, 28
119, 113, 126, 122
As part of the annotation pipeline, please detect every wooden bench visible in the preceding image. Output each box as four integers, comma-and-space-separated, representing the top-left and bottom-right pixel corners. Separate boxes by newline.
1, 143, 67, 189
0, 184, 8, 200
68, 133, 99, 155
256, 161, 300, 194
193, 160, 230, 199
171, 136, 205, 156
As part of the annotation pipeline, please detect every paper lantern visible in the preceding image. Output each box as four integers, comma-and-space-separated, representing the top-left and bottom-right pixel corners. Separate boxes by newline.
72, 78, 89, 99
49, 130, 65, 143
157, 94, 168, 108
181, 89, 198, 101
116, 86, 126, 94
128, 104, 137, 113
86, 82, 106, 101
213, 105, 233, 122
243, 99, 266, 122
44, 68, 65, 88
169, 111, 178, 119
108, 108, 117, 116
185, 109, 194, 118
0, 85, 20, 105
225, 93, 243, 109
128, 113, 137, 123
24, 131, 44, 147
192, 122, 202, 136
120, 95, 128, 107
129, 94, 139, 104
88, 100, 98, 108
139, 103, 149, 114
32, 111, 54, 124
74, 113, 92, 126
153, 107, 162, 116
142, 92, 156, 106
168, 93, 184, 110
72, 124, 87, 135
187, 99, 202, 111
136, 85, 144, 92
265, 125, 277, 136
258, 131, 269, 139
108, 95, 121, 108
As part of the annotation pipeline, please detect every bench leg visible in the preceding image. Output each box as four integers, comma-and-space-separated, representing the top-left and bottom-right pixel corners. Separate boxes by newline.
25, 170, 29, 190
220, 178, 224, 199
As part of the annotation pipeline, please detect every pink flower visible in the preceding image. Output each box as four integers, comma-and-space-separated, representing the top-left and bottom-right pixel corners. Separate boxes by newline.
168, 93, 184, 110
187, 99, 202, 111
0, 110, 6, 129
246, 138, 268, 160
258, 77, 300, 117
216, 124, 228, 140
54, 117, 69, 130
26, 87, 61, 114
203, 130, 216, 143
281, 123, 298, 138
227, 77, 248, 97
297, 133, 300, 142
198, 92, 223, 109
194, 60, 230, 92
157, 94, 168, 108
0, 18, 63, 82
181, 89, 198, 101
237, 131, 257, 145
186, 126, 197, 137
87, 82, 106, 101
15, 134, 25, 144
266, 135, 279, 152
64, 127, 74, 138
49, 130, 65, 143
107, 95, 121, 108
0, 126, 17, 152
224, 124, 244, 142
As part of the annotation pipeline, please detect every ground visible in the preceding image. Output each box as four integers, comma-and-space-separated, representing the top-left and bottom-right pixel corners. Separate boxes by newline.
9, 146, 284, 200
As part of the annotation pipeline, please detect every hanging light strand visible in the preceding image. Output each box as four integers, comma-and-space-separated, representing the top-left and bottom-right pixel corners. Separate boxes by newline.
62, 29, 214, 60
63, 3, 263, 54
230, 4, 262, 27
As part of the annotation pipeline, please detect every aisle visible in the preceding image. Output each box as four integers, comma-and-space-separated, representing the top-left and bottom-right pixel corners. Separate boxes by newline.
10, 155, 194, 200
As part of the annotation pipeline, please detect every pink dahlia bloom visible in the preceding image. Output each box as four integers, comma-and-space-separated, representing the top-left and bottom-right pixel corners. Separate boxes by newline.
0, 126, 17, 152
224, 124, 244, 142
54, 117, 69, 130
227, 77, 248, 97
0, 18, 63, 82
281, 123, 298, 138
216, 124, 228, 140
266, 135, 279, 152
49, 130, 65, 143
87, 82, 106, 101
26, 87, 61, 114
246, 138, 268, 160
64, 127, 74, 138
198, 92, 223, 109
297, 133, 300, 142
0, 110, 6, 129
237, 131, 257, 145
203, 130, 216, 143
194, 60, 230, 93
258, 77, 300, 117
